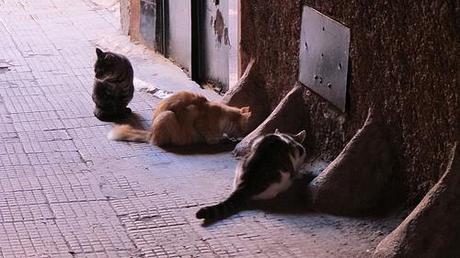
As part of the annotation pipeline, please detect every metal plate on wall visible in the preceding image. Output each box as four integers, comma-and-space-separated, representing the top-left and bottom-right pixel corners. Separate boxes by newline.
298, 6, 350, 112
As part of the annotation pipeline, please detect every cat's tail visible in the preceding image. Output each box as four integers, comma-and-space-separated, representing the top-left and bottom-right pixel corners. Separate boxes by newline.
196, 186, 250, 221
107, 125, 151, 143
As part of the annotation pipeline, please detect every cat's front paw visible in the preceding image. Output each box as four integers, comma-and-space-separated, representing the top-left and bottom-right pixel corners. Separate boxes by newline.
93, 108, 111, 122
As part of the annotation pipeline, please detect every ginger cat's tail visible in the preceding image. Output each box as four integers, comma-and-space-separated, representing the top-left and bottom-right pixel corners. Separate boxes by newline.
107, 125, 151, 143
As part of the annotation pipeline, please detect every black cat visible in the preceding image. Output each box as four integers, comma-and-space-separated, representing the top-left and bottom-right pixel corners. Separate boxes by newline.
92, 48, 134, 121
196, 129, 307, 221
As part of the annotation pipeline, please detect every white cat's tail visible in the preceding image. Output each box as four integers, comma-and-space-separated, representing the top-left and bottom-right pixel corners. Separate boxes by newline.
107, 125, 151, 143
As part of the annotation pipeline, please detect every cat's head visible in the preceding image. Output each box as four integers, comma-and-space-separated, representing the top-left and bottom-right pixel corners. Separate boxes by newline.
237, 106, 252, 133
222, 105, 252, 138
274, 129, 307, 164
274, 129, 306, 143
94, 48, 123, 78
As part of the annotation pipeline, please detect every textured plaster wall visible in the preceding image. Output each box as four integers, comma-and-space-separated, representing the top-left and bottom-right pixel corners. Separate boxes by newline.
119, 0, 141, 40
240, 0, 459, 202
120, 0, 131, 34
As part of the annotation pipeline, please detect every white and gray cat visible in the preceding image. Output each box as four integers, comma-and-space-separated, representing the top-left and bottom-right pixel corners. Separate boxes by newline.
196, 129, 307, 221
92, 48, 134, 121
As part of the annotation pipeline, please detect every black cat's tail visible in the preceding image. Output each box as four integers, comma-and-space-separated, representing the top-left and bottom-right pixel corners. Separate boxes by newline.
196, 186, 250, 221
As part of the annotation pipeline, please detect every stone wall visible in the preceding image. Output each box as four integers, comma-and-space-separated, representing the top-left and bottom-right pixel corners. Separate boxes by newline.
240, 0, 459, 202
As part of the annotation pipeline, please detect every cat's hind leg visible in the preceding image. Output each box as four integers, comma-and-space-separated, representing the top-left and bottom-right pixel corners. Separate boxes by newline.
151, 111, 191, 146
151, 111, 175, 146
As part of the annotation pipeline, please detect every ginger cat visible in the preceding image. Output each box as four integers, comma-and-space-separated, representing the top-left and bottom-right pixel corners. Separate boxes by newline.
108, 91, 252, 146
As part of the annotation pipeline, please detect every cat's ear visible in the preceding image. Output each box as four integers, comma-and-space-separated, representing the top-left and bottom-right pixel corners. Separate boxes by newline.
293, 130, 306, 143
274, 128, 280, 134
96, 48, 105, 59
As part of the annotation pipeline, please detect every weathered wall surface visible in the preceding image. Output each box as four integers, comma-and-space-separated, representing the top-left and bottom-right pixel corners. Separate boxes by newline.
119, 0, 141, 40
120, 0, 131, 34
240, 0, 459, 202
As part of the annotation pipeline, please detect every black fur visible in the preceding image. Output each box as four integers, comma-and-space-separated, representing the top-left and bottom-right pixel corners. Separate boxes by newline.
196, 186, 250, 220
92, 48, 134, 121
196, 132, 306, 221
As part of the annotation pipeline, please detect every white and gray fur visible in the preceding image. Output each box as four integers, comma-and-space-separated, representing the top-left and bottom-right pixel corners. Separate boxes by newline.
92, 48, 134, 121
196, 129, 307, 221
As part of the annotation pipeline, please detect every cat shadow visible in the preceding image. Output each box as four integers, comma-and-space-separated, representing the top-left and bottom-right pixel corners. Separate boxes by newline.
251, 174, 315, 214
161, 141, 238, 155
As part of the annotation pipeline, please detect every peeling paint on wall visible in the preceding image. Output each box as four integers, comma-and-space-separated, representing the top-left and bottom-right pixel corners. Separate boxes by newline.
213, 9, 225, 44
202, 0, 230, 90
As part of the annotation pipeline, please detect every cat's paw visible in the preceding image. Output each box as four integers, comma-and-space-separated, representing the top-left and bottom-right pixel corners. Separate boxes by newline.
93, 108, 111, 122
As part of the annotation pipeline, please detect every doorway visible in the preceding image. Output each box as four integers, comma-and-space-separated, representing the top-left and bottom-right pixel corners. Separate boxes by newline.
139, 0, 239, 93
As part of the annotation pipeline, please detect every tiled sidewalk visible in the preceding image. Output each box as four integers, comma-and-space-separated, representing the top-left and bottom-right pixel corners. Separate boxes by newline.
0, 0, 400, 257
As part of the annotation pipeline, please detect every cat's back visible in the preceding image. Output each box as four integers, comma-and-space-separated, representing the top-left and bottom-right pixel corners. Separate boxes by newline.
244, 135, 290, 172
250, 135, 290, 161
153, 91, 208, 118
233, 134, 292, 192
109, 51, 133, 69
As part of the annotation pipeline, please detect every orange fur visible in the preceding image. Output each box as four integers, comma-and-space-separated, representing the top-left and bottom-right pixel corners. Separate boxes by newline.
107, 124, 150, 142
108, 91, 252, 147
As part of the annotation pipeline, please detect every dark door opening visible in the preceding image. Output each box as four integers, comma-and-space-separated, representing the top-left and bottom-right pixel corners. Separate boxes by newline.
193, 0, 230, 92
140, 0, 239, 93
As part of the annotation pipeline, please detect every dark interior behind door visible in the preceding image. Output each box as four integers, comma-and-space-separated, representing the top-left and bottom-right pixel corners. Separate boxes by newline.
192, 0, 230, 91
140, 0, 233, 91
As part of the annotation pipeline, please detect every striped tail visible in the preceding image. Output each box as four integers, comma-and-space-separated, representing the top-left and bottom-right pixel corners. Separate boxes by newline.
107, 125, 151, 143
196, 186, 250, 221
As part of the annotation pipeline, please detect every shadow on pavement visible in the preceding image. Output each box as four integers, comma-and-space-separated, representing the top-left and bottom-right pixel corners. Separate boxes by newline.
163, 141, 238, 155
200, 176, 316, 227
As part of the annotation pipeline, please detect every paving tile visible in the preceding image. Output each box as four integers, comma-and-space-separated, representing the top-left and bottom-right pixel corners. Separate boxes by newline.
50, 201, 113, 219
0, 175, 42, 193
0, 203, 54, 223
55, 216, 135, 254
0, 190, 48, 207
0, 220, 71, 257
0, 163, 90, 179
3, 95, 56, 114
